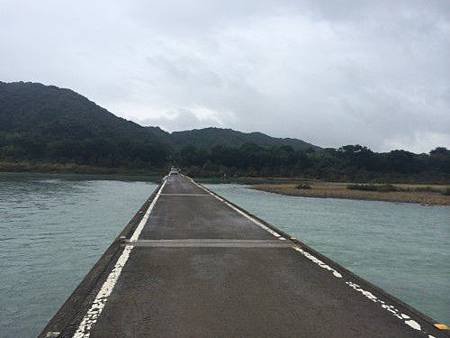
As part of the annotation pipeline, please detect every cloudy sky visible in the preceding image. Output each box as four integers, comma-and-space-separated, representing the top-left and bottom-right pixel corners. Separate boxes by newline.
1, 0, 449, 152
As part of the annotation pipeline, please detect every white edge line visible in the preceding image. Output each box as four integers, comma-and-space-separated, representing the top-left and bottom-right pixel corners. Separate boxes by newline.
72, 179, 167, 338
291, 246, 343, 278
189, 175, 433, 337
188, 176, 281, 238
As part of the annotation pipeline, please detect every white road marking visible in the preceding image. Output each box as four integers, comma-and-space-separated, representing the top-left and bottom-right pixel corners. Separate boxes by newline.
345, 281, 425, 333
160, 193, 209, 196
72, 179, 167, 338
126, 239, 293, 248
292, 246, 343, 278
188, 177, 282, 238
405, 320, 422, 331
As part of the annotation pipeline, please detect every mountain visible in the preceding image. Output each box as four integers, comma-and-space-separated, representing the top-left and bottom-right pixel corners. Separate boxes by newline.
0, 82, 170, 167
0, 82, 318, 167
169, 127, 318, 151
0, 82, 160, 141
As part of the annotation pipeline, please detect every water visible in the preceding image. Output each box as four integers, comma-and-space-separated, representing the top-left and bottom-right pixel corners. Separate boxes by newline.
206, 184, 450, 324
0, 173, 156, 337
0, 176, 448, 337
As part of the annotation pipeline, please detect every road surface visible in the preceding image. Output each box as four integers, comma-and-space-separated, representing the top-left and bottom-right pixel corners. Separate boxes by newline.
40, 174, 448, 338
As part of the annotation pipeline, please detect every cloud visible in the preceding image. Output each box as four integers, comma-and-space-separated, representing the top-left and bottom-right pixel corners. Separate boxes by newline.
1, 0, 449, 152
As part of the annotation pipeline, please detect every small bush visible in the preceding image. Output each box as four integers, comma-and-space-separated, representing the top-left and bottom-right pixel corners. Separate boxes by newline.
410, 186, 434, 192
442, 187, 450, 196
406, 186, 443, 193
296, 183, 312, 190
377, 184, 398, 192
347, 184, 397, 192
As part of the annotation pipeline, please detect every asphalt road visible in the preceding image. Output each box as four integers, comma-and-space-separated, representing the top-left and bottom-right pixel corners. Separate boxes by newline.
41, 174, 448, 338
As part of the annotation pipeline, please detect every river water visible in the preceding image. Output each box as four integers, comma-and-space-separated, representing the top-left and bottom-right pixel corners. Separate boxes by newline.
0, 174, 448, 337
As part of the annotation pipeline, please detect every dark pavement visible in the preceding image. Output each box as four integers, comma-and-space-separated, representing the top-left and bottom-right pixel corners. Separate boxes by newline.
41, 174, 447, 338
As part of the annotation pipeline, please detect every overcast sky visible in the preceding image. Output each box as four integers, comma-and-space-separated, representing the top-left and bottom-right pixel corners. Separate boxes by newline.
1, 0, 449, 152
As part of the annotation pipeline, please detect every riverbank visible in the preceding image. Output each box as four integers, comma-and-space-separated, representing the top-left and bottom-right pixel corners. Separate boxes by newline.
0, 161, 165, 176
253, 182, 450, 205
2, 162, 450, 206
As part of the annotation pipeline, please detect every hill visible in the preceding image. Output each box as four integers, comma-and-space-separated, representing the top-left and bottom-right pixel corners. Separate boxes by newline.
0, 82, 169, 167
0, 82, 318, 167
170, 128, 318, 151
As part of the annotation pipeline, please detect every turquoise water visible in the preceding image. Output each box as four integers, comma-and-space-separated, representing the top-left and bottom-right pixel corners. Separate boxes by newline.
0, 176, 449, 337
206, 184, 450, 325
0, 173, 156, 337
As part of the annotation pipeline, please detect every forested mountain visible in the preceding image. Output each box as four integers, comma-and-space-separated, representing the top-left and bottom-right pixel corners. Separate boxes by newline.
170, 128, 318, 151
0, 82, 169, 167
0, 82, 317, 167
1, 81, 449, 182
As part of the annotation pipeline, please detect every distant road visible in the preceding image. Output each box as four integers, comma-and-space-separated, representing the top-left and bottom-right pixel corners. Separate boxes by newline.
40, 174, 448, 337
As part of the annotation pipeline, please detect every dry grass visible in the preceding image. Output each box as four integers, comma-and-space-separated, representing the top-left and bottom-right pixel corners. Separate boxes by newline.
253, 182, 450, 206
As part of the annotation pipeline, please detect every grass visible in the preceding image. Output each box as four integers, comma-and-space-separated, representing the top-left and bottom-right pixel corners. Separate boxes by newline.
347, 184, 397, 192
195, 176, 308, 185
347, 183, 450, 196
0, 160, 166, 176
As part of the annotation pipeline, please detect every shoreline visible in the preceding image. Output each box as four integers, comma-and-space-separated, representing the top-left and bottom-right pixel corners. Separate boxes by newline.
252, 183, 450, 206
1, 163, 449, 206
0, 161, 165, 176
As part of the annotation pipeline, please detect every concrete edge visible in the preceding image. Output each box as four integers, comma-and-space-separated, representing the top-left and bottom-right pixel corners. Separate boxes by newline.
194, 178, 449, 338
38, 181, 163, 338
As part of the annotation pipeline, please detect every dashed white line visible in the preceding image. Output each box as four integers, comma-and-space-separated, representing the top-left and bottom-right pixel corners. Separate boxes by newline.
345, 281, 425, 333
292, 246, 343, 278
72, 179, 167, 338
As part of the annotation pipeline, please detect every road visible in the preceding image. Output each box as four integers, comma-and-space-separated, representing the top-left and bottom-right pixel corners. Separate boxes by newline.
40, 174, 447, 338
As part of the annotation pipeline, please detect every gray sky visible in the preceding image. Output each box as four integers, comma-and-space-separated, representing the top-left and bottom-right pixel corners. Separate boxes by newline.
1, 0, 449, 152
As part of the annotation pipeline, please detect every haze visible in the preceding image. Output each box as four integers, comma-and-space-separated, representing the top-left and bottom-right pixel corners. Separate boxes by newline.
1, 0, 449, 152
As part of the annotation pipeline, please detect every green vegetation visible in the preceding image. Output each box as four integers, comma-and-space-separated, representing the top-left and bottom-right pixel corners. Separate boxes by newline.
0, 82, 170, 169
178, 144, 450, 183
1, 82, 450, 183
170, 127, 318, 151
0, 82, 316, 168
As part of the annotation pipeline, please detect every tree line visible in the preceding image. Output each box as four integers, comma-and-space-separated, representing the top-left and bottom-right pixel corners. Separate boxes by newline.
0, 132, 169, 168
176, 144, 450, 183
1, 132, 449, 183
